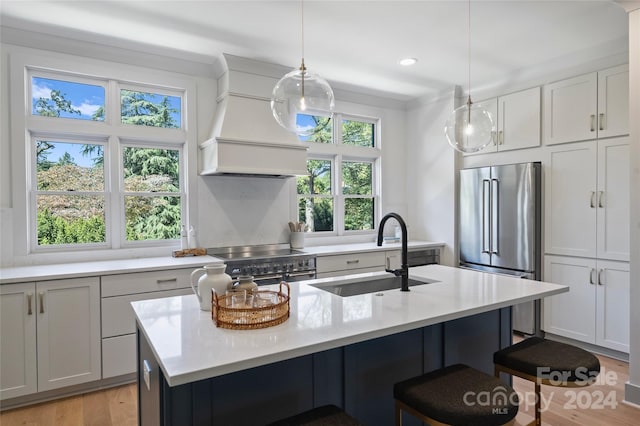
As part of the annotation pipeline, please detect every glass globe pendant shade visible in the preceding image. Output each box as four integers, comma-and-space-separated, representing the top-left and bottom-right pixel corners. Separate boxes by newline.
444, 100, 494, 153
270, 64, 335, 136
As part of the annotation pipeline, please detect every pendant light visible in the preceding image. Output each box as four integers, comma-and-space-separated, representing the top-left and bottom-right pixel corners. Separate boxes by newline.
444, 0, 494, 153
271, 0, 335, 136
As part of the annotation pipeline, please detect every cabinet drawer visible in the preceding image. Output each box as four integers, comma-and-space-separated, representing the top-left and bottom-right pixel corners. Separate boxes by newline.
102, 334, 136, 378
102, 288, 192, 337
316, 251, 385, 273
101, 268, 194, 297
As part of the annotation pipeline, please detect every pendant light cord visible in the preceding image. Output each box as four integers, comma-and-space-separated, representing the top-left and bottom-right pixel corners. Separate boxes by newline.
300, 0, 306, 99
467, 0, 472, 108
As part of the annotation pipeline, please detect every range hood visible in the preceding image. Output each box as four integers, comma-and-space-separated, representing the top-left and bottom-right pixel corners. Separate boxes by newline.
199, 54, 308, 178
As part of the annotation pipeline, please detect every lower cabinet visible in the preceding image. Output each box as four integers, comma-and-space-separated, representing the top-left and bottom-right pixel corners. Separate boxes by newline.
0, 283, 37, 400
101, 269, 194, 378
0, 277, 101, 400
543, 255, 629, 353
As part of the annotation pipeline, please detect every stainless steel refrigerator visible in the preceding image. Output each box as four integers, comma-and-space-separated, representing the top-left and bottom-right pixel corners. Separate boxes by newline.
459, 162, 542, 335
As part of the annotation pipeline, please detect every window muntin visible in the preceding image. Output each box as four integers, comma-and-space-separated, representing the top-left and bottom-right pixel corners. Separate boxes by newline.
342, 119, 375, 147
35, 139, 107, 246
120, 89, 182, 128
122, 146, 182, 242
31, 76, 105, 122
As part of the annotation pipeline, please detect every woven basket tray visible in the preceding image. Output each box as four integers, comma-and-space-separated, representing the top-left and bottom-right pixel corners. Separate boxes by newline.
211, 281, 290, 330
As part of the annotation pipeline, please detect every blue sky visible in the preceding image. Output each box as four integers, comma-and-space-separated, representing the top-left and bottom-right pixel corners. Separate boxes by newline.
40, 141, 101, 168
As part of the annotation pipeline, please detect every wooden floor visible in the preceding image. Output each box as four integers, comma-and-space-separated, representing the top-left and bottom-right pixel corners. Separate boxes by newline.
1, 353, 638, 425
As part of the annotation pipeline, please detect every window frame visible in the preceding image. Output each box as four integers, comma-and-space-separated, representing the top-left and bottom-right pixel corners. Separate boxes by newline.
10, 51, 197, 259
300, 112, 381, 237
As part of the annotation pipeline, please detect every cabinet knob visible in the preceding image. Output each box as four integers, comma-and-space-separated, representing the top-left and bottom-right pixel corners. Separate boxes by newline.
589, 268, 596, 285
590, 191, 596, 208
39, 291, 45, 314
597, 269, 605, 286
598, 191, 605, 208
599, 113, 605, 131
590, 114, 596, 132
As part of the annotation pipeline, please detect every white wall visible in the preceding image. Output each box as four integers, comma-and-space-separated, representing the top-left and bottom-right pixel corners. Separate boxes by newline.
625, 6, 640, 407
405, 93, 457, 266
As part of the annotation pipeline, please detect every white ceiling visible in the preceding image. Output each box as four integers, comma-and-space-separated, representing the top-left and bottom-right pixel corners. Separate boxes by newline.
0, 0, 630, 101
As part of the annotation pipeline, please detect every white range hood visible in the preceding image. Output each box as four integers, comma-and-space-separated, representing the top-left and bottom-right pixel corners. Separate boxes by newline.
199, 54, 308, 178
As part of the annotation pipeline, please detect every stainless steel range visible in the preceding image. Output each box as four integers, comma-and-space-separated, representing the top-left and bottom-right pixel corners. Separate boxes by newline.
207, 244, 316, 286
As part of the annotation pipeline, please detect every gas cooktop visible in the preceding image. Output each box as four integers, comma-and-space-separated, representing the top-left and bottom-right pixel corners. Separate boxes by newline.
207, 244, 309, 261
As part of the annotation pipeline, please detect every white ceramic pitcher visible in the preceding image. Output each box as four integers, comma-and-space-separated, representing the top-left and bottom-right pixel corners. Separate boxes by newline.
190, 264, 232, 311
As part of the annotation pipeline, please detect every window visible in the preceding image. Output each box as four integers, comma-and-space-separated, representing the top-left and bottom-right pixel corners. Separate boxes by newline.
17, 60, 192, 254
296, 114, 380, 235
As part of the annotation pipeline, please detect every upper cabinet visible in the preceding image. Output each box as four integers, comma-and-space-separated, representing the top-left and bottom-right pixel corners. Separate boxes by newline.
465, 87, 541, 155
497, 87, 541, 151
544, 64, 629, 145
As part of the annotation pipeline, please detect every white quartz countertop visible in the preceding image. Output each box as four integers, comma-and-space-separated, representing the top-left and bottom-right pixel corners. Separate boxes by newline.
301, 240, 443, 255
0, 256, 221, 284
132, 264, 567, 387
0, 240, 443, 284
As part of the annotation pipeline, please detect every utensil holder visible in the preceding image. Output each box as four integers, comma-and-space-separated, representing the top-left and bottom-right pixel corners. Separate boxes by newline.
290, 231, 305, 249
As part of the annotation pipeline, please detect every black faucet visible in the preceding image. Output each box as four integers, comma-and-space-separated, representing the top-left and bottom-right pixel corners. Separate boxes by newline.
376, 212, 409, 292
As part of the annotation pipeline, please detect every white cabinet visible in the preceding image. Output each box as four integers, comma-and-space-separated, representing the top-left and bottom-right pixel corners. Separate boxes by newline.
101, 268, 193, 378
545, 138, 629, 261
543, 255, 629, 353
0, 278, 101, 399
316, 251, 387, 278
464, 87, 541, 155
544, 64, 628, 145
37, 278, 101, 392
496, 87, 541, 151
595, 259, 630, 352
0, 283, 37, 400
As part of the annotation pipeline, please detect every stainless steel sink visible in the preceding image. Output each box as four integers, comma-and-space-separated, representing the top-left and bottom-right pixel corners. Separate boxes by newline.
310, 275, 438, 297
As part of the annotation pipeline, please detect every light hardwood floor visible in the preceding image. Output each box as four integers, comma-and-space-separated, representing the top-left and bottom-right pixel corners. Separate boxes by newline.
1, 353, 638, 425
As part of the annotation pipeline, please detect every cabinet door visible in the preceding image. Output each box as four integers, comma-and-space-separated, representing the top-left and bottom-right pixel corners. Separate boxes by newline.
598, 64, 629, 139
545, 142, 597, 257
595, 260, 629, 352
0, 283, 37, 400
462, 98, 498, 156
544, 72, 597, 145
542, 256, 595, 343
497, 87, 541, 151
37, 277, 101, 392
597, 138, 630, 261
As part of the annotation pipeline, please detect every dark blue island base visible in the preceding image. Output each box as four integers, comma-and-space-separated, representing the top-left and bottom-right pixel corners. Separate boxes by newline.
138, 308, 511, 426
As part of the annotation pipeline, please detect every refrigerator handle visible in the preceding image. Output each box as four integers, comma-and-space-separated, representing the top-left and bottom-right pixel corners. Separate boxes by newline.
491, 178, 499, 254
482, 179, 491, 254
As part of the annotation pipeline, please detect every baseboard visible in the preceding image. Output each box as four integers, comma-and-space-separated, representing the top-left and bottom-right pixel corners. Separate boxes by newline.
543, 333, 629, 362
0, 374, 136, 411
625, 381, 640, 406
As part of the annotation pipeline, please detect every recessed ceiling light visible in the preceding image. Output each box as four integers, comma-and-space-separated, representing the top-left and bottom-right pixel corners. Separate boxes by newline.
399, 58, 418, 66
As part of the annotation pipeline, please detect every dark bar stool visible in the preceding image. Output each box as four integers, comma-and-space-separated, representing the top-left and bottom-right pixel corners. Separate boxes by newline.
394, 364, 519, 426
267, 404, 363, 426
494, 337, 601, 426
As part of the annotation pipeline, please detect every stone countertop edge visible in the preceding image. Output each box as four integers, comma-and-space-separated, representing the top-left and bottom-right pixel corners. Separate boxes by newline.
132, 265, 568, 387
0, 256, 222, 284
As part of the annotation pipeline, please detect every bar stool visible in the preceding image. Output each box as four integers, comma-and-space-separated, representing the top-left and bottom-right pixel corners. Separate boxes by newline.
494, 337, 601, 426
267, 404, 363, 426
394, 364, 519, 426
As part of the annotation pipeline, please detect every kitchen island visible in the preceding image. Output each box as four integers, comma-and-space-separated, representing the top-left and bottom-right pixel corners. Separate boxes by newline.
132, 265, 567, 426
